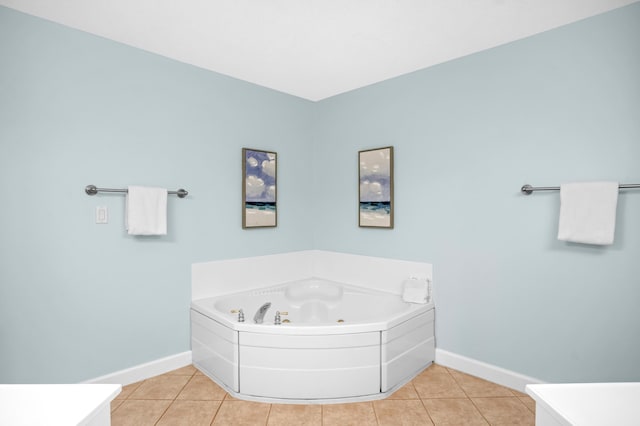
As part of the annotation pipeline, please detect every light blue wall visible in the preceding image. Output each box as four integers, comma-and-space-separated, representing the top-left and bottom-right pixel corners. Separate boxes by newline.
2, 3, 639, 385
0, 6, 314, 383
313, 3, 640, 382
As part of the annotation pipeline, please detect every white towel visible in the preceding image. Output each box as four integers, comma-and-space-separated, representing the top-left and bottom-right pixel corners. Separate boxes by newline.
557, 182, 619, 245
402, 278, 431, 304
126, 186, 168, 236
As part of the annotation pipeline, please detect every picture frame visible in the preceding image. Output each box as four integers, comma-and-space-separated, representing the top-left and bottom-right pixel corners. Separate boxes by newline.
359, 146, 394, 228
242, 148, 277, 228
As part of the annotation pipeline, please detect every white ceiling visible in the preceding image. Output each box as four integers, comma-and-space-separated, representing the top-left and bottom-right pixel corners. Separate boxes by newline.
1, 0, 637, 101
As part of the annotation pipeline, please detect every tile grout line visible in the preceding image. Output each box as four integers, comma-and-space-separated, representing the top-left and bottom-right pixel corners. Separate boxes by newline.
371, 400, 380, 425
448, 366, 535, 425
111, 376, 145, 415
264, 403, 273, 426
208, 385, 226, 426
515, 394, 536, 414
446, 367, 491, 425
417, 397, 436, 425
208, 400, 222, 426
368, 400, 381, 425
153, 370, 196, 425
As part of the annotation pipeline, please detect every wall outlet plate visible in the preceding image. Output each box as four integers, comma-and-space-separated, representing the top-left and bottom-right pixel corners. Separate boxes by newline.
96, 206, 108, 224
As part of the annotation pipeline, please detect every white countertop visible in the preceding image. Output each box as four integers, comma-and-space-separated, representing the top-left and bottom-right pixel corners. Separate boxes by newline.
0, 384, 121, 426
526, 382, 640, 426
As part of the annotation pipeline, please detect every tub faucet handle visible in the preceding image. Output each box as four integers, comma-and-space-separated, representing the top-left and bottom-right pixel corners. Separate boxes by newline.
274, 311, 281, 325
238, 309, 245, 322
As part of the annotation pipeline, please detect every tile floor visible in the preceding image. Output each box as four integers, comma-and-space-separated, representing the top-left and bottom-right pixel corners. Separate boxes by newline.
110, 363, 535, 425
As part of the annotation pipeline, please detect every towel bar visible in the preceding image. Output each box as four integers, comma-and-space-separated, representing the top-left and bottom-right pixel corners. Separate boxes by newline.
85, 185, 188, 198
521, 183, 640, 195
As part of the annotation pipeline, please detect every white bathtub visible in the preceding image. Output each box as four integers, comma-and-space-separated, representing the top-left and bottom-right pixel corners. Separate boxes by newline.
190, 278, 435, 403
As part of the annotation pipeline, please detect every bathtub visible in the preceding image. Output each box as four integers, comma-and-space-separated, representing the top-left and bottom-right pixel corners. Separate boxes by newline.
190, 278, 435, 403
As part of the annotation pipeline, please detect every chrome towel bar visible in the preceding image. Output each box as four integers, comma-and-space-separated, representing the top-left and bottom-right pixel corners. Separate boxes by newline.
521, 183, 640, 195
85, 185, 188, 198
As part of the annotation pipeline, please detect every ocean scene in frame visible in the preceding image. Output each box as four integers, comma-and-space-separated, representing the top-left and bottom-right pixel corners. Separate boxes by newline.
243, 148, 277, 228
359, 146, 393, 228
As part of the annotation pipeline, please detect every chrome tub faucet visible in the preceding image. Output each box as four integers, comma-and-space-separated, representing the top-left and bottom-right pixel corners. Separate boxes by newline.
254, 302, 272, 324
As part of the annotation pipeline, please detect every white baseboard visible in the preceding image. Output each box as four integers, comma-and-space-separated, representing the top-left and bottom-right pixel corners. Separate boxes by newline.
84, 351, 192, 385
435, 348, 545, 393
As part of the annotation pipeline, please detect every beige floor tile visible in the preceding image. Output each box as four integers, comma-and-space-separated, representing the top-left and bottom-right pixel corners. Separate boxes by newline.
448, 370, 514, 397
224, 393, 244, 401
115, 381, 143, 400
413, 364, 450, 380
267, 404, 322, 426
412, 370, 467, 399
510, 388, 529, 397
212, 400, 271, 425
156, 400, 221, 426
322, 402, 377, 426
519, 396, 536, 413
176, 375, 227, 400
166, 364, 198, 376
111, 399, 172, 426
374, 399, 434, 426
423, 398, 488, 426
111, 399, 125, 412
129, 374, 191, 400
472, 397, 535, 425
415, 364, 457, 382
426, 364, 451, 375
387, 382, 420, 399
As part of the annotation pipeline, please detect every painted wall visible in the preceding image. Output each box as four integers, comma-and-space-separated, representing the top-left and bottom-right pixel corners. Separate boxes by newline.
0, 6, 314, 383
313, 3, 640, 382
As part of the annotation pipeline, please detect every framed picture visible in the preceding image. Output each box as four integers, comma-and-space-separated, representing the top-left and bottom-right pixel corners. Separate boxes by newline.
359, 146, 394, 228
242, 148, 277, 228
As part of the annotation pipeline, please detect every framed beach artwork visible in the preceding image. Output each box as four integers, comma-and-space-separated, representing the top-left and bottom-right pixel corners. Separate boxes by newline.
242, 148, 277, 228
359, 146, 394, 228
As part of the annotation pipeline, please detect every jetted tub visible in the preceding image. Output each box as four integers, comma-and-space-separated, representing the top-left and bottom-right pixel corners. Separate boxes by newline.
191, 278, 435, 403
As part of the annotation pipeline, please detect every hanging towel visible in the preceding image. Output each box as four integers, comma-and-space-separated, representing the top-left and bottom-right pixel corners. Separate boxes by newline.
557, 181, 619, 245
126, 186, 168, 235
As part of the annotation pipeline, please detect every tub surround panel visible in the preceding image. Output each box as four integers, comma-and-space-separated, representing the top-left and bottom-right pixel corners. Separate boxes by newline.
239, 330, 380, 349
239, 332, 381, 400
192, 250, 433, 300
191, 311, 239, 392
382, 310, 435, 392
311, 250, 433, 295
382, 311, 435, 363
192, 251, 315, 301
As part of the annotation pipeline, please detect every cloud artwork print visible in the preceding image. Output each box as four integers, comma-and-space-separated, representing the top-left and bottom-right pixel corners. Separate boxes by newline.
243, 148, 277, 228
359, 146, 393, 228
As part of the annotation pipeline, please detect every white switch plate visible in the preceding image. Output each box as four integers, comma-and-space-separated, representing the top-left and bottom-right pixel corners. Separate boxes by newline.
96, 206, 108, 224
